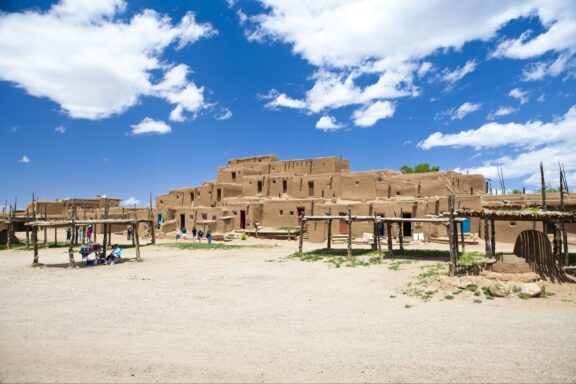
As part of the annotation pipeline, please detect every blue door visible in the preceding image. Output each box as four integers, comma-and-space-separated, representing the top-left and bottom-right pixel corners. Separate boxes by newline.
462, 218, 471, 233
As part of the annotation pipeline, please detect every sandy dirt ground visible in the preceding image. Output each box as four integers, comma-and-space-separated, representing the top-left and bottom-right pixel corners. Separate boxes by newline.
1, 235, 575, 383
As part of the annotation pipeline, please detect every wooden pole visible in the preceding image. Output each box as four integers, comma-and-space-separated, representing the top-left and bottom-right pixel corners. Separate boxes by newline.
150, 192, 156, 245
376, 217, 383, 259
540, 162, 547, 235
32, 194, 39, 264
327, 208, 332, 250
102, 199, 108, 257
553, 223, 560, 263
82, 209, 87, 245
448, 195, 456, 276
54, 226, 57, 246
25, 208, 30, 248
560, 168, 569, 266
347, 206, 352, 259
386, 222, 393, 255
7, 205, 12, 250
459, 220, 466, 255
43, 204, 48, 248
134, 221, 141, 260
484, 219, 491, 256
298, 216, 304, 254
398, 222, 404, 253
68, 207, 76, 268
490, 219, 496, 258
94, 212, 98, 242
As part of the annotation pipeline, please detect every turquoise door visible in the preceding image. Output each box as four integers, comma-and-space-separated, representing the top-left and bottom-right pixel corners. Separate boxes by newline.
462, 218, 471, 233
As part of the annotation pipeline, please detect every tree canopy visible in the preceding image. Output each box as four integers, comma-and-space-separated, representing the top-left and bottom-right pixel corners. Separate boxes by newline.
400, 163, 440, 173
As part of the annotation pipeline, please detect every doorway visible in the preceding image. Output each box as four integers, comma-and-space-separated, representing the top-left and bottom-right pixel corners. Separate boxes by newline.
240, 210, 246, 229
180, 214, 186, 229
297, 207, 305, 225
402, 212, 412, 237
339, 213, 348, 234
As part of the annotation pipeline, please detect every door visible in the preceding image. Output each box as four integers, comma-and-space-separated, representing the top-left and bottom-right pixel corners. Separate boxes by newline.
180, 214, 186, 229
297, 207, 305, 225
339, 213, 348, 234
402, 212, 412, 237
462, 218, 471, 233
240, 210, 246, 229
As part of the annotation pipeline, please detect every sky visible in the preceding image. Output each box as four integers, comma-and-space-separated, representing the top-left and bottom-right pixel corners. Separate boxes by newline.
1, 0, 575, 209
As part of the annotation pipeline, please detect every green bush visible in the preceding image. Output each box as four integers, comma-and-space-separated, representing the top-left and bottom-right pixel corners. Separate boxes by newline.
240, 233, 248, 240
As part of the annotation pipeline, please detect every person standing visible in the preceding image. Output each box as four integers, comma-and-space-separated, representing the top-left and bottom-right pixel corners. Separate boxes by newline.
86, 225, 93, 242
206, 228, 212, 245
78, 228, 83, 243
182, 227, 187, 240
197, 229, 203, 243
176, 227, 181, 241
66, 227, 72, 243
191, 227, 197, 243
127, 225, 132, 241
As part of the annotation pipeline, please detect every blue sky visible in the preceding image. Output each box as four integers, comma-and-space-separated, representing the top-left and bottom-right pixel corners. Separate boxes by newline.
1, 0, 575, 208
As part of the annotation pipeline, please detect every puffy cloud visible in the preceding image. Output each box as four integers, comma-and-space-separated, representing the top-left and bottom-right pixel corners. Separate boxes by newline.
243, 0, 576, 127
352, 101, 395, 127
130, 118, 171, 135
18, 155, 30, 163
522, 53, 575, 81
0, 0, 215, 120
315, 115, 344, 131
419, 105, 576, 187
54, 125, 66, 133
509, 88, 529, 104
264, 90, 306, 109
120, 197, 140, 207
216, 108, 233, 121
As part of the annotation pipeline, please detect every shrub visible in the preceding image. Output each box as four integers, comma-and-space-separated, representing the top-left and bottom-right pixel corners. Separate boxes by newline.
240, 233, 248, 240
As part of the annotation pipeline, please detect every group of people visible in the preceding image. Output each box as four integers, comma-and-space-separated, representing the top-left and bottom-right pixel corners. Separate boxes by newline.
176, 226, 212, 243
66, 225, 93, 243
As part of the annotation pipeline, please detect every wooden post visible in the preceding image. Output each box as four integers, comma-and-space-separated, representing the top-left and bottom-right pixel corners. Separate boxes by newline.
540, 162, 547, 235
490, 219, 496, 258
94, 213, 98, 242
560, 168, 569, 266
54, 226, 57, 246
448, 195, 456, 276
376, 217, 383, 259
25, 208, 30, 248
386, 222, 393, 255
32, 194, 39, 264
553, 223, 560, 263
298, 215, 304, 254
372, 220, 378, 250
484, 219, 491, 256
43, 204, 48, 248
327, 208, 332, 250
398, 222, 404, 253
82, 209, 87, 245
347, 206, 352, 259
7, 205, 12, 250
460, 220, 466, 255
68, 210, 76, 268
134, 221, 141, 260
102, 200, 108, 257
150, 193, 156, 245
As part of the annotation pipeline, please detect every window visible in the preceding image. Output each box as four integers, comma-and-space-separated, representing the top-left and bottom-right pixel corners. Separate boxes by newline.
308, 181, 314, 196
212, 215, 217, 220
257, 180, 263, 193
202, 213, 207, 220
279, 210, 284, 215
283, 180, 288, 193
217, 189, 221, 201
510, 222, 516, 227
290, 211, 294, 216
231, 172, 236, 182
190, 192, 195, 201
355, 181, 359, 186
160, 200, 164, 204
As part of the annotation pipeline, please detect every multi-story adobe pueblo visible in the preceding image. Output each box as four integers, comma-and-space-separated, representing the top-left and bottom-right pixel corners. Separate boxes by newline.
155, 154, 575, 244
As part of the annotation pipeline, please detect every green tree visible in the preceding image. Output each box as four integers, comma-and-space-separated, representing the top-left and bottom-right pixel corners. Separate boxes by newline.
400, 163, 440, 173
512, 189, 522, 194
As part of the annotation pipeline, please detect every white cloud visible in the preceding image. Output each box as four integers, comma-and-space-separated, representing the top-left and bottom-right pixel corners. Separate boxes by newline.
509, 88, 529, 104
55, 125, 66, 134
419, 105, 576, 187
315, 115, 344, 131
441, 60, 477, 85
0, 0, 215, 120
246, 1, 576, 124
352, 101, 395, 127
452, 102, 481, 120
522, 53, 575, 81
264, 90, 307, 109
216, 108, 233, 121
490, 106, 517, 119
18, 155, 30, 163
130, 118, 172, 135
120, 197, 139, 207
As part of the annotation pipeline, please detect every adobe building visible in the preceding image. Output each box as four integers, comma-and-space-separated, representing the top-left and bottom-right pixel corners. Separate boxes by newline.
155, 155, 493, 242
